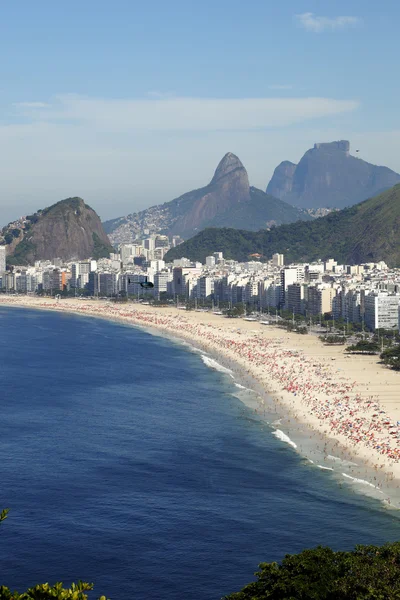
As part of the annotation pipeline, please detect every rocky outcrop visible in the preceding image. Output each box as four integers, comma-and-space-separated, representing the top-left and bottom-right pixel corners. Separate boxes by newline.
266, 161, 296, 200
105, 153, 311, 243
266, 140, 400, 209
3, 197, 113, 265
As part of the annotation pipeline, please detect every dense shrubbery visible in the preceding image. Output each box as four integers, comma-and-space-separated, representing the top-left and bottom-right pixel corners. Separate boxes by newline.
346, 340, 380, 354
223, 542, 400, 599
319, 335, 346, 345
381, 345, 400, 370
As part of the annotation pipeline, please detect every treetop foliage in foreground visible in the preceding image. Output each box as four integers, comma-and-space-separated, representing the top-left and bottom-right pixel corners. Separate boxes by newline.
0, 510, 108, 600
223, 542, 400, 599
0, 581, 107, 600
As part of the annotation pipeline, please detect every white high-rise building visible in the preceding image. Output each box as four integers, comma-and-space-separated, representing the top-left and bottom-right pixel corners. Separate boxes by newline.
280, 266, 304, 307
0, 246, 6, 274
364, 292, 400, 331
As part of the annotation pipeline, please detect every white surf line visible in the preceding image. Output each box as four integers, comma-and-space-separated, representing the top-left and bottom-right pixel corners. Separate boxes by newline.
272, 429, 297, 449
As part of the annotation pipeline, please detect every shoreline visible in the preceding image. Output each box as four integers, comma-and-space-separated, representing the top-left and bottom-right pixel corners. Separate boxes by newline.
2, 296, 400, 508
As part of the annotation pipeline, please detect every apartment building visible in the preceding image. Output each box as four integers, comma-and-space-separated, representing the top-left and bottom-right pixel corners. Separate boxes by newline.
364, 292, 400, 331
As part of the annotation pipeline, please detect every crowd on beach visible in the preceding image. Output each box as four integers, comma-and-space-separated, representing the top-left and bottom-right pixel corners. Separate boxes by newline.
2, 297, 400, 481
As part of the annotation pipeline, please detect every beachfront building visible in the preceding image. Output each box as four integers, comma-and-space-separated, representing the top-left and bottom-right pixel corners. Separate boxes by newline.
173, 266, 202, 298
154, 271, 172, 297
307, 285, 336, 316
71, 261, 92, 289
287, 283, 307, 316
280, 266, 305, 308
332, 286, 362, 323
364, 292, 400, 331
244, 279, 259, 304
195, 276, 214, 300
261, 279, 281, 309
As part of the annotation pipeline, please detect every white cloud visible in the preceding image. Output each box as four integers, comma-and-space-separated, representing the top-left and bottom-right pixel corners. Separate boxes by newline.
268, 84, 293, 90
14, 93, 359, 132
1, 123, 400, 226
0, 94, 366, 224
14, 101, 52, 108
296, 13, 362, 33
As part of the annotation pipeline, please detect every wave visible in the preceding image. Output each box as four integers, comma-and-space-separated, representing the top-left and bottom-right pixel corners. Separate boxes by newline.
272, 429, 297, 449
342, 473, 377, 489
317, 465, 334, 471
327, 455, 358, 466
234, 383, 253, 391
201, 355, 234, 378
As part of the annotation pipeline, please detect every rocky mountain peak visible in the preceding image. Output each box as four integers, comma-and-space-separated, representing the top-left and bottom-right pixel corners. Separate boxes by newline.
210, 152, 248, 185
267, 161, 297, 200
266, 140, 400, 209
313, 140, 350, 154
3, 197, 113, 265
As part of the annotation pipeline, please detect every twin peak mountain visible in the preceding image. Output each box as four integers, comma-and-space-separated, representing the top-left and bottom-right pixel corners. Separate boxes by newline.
105, 153, 311, 242
106, 141, 400, 243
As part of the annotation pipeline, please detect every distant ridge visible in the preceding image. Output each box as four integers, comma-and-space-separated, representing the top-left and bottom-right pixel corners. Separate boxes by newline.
267, 140, 400, 209
1, 197, 113, 265
164, 184, 400, 267
104, 153, 311, 244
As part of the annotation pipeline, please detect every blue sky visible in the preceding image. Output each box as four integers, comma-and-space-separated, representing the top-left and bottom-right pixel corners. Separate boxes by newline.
1, 0, 399, 223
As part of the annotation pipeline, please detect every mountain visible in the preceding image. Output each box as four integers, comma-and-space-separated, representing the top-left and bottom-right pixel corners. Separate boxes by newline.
104, 153, 311, 244
164, 184, 400, 267
267, 140, 400, 210
1, 197, 113, 265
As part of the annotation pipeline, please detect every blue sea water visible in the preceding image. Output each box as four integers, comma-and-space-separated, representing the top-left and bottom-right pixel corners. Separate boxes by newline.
1, 306, 400, 600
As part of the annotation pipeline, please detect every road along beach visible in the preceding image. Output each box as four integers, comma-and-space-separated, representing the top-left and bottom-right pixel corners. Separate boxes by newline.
2, 296, 400, 507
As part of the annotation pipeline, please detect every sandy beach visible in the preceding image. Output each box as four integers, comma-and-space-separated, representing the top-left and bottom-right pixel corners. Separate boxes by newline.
2, 295, 400, 507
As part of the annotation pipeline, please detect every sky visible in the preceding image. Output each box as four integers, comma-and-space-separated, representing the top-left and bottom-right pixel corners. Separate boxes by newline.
1, 0, 400, 224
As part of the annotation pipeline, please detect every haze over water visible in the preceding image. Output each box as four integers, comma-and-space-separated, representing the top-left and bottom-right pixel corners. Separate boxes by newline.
1, 307, 400, 600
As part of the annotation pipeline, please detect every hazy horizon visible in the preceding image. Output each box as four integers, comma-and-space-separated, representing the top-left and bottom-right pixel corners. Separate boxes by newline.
1, 1, 400, 225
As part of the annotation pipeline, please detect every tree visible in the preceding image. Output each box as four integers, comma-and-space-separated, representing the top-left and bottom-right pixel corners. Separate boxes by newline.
380, 345, 400, 370
223, 542, 400, 599
346, 340, 380, 354
0, 510, 108, 600
319, 335, 346, 345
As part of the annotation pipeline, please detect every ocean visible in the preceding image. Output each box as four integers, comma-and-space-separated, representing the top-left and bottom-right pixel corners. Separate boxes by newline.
1, 306, 400, 600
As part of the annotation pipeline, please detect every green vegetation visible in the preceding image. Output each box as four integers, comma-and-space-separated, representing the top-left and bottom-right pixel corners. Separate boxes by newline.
346, 340, 380, 354
380, 345, 400, 370
92, 232, 114, 259
165, 184, 400, 266
319, 335, 346, 344
224, 542, 400, 599
7, 237, 36, 266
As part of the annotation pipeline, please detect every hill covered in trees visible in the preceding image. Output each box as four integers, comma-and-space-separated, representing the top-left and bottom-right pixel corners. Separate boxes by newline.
165, 184, 400, 266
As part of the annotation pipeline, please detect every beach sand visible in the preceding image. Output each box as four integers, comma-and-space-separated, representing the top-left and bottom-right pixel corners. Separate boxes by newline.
2, 296, 400, 507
